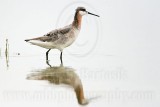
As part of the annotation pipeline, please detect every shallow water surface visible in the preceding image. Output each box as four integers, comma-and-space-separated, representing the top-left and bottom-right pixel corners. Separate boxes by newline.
0, 54, 159, 107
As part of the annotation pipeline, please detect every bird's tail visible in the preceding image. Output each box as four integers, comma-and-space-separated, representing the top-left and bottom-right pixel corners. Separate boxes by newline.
24, 37, 53, 49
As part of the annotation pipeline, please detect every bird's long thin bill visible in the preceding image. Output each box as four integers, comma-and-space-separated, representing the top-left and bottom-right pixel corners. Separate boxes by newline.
88, 12, 100, 17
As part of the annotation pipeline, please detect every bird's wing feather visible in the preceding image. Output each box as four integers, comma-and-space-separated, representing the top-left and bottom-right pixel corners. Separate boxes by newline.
43, 25, 72, 42
25, 25, 72, 42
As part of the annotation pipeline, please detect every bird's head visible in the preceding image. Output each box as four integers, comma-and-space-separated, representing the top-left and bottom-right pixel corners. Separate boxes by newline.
76, 7, 100, 17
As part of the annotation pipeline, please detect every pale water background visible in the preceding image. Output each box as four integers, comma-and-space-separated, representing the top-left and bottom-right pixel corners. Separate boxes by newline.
0, 53, 159, 107
0, 0, 160, 107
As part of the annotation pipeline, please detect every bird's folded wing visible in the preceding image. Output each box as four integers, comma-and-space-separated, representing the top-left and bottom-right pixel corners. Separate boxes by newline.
25, 25, 72, 42
45, 25, 71, 37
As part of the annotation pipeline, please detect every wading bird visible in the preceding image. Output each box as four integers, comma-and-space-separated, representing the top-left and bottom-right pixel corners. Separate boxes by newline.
25, 7, 99, 64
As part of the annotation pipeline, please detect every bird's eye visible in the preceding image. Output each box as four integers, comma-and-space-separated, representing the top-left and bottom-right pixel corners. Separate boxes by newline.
81, 9, 86, 11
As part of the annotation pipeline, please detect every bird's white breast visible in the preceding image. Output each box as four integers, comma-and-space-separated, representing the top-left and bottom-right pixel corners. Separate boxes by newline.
60, 28, 80, 49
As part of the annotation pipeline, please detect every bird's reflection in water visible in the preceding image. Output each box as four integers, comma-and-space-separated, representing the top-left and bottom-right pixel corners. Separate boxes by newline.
27, 61, 88, 105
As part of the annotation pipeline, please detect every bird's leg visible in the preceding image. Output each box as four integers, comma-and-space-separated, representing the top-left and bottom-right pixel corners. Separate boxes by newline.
46, 60, 52, 67
46, 49, 51, 61
60, 51, 63, 65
